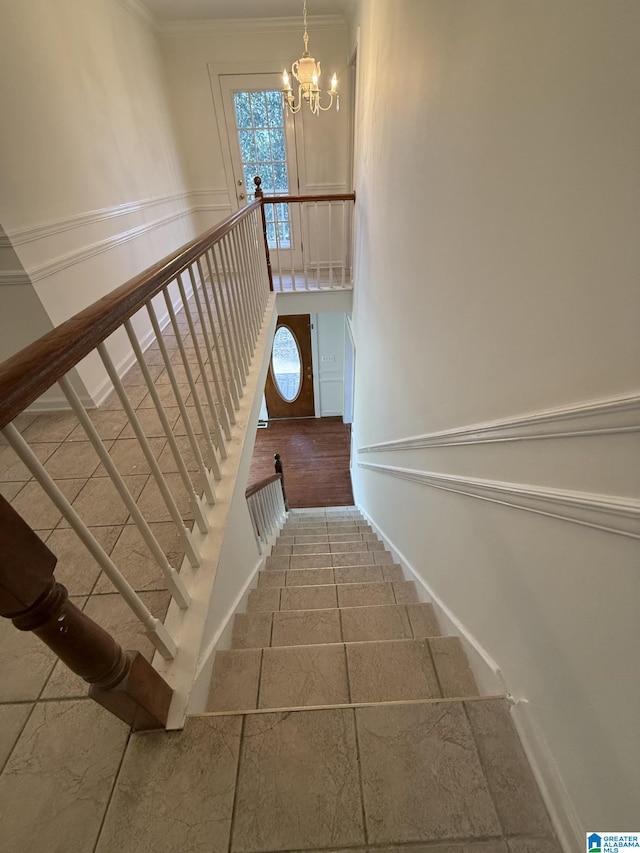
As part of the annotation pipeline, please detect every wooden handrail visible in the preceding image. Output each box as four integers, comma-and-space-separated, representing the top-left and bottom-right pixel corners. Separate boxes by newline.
261, 192, 356, 204
0, 200, 261, 429
245, 472, 282, 500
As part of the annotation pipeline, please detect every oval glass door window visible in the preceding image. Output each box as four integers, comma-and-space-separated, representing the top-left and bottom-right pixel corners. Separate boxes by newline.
271, 326, 302, 402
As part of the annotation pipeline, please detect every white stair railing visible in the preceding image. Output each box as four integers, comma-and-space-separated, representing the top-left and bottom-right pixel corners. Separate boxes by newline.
0, 201, 271, 729
246, 474, 287, 551
254, 177, 356, 293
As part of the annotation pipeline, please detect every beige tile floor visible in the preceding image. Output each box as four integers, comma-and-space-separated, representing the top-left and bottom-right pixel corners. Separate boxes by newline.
1, 306, 561, 853
123, 510, 570, 850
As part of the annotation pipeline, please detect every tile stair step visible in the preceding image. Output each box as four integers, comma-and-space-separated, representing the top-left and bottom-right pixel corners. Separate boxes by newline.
266, 552, 394, 570
247, 580, 419, 612
104, 697, 558, 851
276, 533, 381, 544
231, 602, 443, 648
206, 637, 479, 713
284, 518, 366, 527
258, 564, 405, 587
271, 540, 386, 555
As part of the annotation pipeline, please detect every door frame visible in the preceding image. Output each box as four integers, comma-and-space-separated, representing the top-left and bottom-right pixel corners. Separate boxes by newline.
208, 61, 308, 211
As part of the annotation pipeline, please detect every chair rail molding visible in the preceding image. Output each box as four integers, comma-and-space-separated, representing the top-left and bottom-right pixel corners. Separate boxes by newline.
357, 462, 640, 540
10, 190, 227, 283
358, 392, 640, 452
7, 191, 192, 245
0, 271, 31, 287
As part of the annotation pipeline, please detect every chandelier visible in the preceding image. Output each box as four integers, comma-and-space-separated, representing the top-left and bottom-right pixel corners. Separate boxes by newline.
282, 0, 339, 115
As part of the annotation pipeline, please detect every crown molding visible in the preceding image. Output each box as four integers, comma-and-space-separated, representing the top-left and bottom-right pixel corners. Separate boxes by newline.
358, 393, 640, 452
119, 0, 159, 31
159, 14, 346, 37
356, 462, 640, 540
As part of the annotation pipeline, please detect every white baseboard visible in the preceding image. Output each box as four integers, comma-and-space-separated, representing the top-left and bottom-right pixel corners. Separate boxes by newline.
26, 389, 97, 413
357, 505, 506, 696
511, 699, 584, 853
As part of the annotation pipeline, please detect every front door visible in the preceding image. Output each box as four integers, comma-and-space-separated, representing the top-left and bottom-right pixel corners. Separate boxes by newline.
220, 73, 303, 271
265, 315, 315, 418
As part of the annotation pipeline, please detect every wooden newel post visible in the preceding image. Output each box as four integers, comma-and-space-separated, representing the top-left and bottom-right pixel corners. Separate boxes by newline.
254, 175, 274, 291
274, 453, 289, 511
0, 495, 172, 731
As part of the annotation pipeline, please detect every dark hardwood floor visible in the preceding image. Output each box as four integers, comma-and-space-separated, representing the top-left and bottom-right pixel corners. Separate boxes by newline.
248, 417, 354, 508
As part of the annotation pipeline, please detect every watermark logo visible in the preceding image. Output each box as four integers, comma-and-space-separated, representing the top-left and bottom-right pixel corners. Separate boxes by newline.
587, 834, 640, 853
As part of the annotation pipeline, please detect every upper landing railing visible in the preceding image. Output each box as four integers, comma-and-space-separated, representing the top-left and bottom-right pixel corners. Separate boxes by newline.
254, 176, 356, 293
0, 180, 355, 731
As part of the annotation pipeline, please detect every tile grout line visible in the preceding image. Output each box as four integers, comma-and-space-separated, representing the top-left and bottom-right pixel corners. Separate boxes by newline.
226, 693, 247, 852
351, 706, 369, 847
255, 648, 265, 710
91, 722, 134, 853
424, 637, 445, 699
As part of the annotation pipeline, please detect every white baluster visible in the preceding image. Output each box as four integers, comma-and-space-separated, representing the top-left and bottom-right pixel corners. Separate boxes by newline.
341, 201, 346, 288
302, 203, 310, 292
289, 202, 296, 292
189, 260, 233, 442
209, 244, 244, 398
247, 495, 262, 551
233, 222, 258, 349
220, 235, 249, 383
180, 266, 228, 458
225, 232, 252, 364
329, 202, 334, 288
199, 252, 239, 416
161, 284, 225, 470
124, 319, 209, 534
253, 208, 271, 305
97, 342, 201, 568
239, 218, 260, 342
146, 299, 217, 502
314, 201, 320, 290
2, 423, 178, 660
59, 376, 191, 609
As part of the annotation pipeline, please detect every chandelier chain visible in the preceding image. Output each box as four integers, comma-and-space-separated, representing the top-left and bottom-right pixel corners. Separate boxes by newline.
302, 0, 309, 54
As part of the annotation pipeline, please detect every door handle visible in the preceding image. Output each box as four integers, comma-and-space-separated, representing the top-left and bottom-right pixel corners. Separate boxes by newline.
238, 193, 246, 200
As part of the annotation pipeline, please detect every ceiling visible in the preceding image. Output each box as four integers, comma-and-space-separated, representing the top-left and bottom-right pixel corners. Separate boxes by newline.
138, 0, 356, 23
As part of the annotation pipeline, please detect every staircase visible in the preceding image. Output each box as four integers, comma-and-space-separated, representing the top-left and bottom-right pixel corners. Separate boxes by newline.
94, 506, 561, 852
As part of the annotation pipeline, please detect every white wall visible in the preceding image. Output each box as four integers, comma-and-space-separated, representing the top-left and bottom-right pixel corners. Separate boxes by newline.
350, 0, 640, 837
0, 0, 197, 402
159, 17, 351, 229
